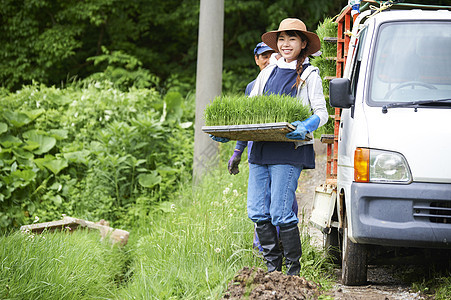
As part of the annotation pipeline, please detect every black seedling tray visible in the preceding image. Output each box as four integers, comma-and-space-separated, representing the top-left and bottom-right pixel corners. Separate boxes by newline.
202, 122, 312, 142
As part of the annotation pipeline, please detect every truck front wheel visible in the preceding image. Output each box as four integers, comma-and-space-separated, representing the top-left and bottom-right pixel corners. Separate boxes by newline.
342, 215, 368, 285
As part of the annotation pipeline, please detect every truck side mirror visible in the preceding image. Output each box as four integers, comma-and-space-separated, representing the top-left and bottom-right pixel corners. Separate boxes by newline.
329, 78, 355, 108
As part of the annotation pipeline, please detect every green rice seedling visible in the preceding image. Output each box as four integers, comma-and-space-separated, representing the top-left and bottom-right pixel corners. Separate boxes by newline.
310, 58, 336, 95
312, 59, 336, 78
204, 94, 311, 126
314, 97, 335, 138
316, 18, 338, 58
310, 17, 338, 136
312, 16, 338, 97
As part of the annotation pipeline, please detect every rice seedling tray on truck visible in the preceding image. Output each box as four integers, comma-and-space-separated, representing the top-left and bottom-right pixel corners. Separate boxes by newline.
202, 122, 311, 142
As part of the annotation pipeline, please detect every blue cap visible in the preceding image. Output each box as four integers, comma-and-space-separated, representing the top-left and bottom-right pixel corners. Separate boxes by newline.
253, 42, 273, 55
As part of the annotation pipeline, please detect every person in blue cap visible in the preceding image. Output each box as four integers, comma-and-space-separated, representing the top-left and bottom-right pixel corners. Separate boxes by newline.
245, 42, 275, 96
211, 18, 328, 276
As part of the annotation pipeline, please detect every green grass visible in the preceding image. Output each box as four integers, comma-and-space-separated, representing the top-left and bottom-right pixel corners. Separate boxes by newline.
0, 229, 127, 300
204, 94, 312, 126
118, 167, 259, 299
409, 265, 451, 299
0, 147, 334, 299
427, 276, 451, 299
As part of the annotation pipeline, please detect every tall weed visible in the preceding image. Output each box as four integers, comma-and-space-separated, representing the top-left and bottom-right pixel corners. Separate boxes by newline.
119, 164, 258, 299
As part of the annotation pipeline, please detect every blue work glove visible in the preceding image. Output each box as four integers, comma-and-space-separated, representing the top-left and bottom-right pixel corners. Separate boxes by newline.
228, 149, 242, 175
286, 115, 320, 140
209, 134, 230, 143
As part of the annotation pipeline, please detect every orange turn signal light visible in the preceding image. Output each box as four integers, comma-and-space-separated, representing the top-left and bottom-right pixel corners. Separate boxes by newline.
354, 148, 369, 182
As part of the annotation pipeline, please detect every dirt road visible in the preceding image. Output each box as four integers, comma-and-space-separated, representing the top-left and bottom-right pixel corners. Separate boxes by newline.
297, 141, 427, 300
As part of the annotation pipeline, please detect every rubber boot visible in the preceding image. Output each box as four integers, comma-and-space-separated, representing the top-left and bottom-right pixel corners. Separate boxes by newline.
279, 224, 302, 276
255, 222, 282, 272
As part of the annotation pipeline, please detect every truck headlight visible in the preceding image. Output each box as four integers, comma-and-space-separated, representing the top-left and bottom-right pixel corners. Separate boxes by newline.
354, 148, 412, 183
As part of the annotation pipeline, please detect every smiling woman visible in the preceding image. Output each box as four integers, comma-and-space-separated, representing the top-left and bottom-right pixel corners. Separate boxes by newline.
277, 31, 307, 63
210, 17, 328, 277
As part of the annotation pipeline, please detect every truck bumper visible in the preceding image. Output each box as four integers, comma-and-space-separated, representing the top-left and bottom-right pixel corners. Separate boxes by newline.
350, 182, 451, 248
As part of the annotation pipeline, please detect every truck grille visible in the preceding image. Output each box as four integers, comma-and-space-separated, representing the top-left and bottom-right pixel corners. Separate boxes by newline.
413, 202, 451, 224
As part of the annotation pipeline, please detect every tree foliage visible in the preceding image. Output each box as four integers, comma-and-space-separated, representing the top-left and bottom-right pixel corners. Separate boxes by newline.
3, 0, 450, 93
0, 0, 348, 92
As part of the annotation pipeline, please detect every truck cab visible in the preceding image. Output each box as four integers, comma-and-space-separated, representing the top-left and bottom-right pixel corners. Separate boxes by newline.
311, 3, 451, 285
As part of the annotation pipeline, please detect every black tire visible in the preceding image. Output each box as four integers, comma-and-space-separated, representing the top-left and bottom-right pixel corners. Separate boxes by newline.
341, 216, 368, 286
324, 227, 341, 265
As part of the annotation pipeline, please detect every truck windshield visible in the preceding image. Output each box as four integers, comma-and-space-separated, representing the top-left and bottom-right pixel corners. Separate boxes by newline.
369, 21, 451, 105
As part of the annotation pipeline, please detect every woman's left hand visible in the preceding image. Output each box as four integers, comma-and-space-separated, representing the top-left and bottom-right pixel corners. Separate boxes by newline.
286, 115, 320, 140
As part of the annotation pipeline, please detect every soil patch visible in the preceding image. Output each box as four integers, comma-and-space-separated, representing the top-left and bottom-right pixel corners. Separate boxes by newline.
222, 267, 322, 300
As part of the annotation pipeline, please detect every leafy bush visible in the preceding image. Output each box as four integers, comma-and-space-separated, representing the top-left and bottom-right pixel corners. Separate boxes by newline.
204, 94, 311, 126
0, 82, 193, 230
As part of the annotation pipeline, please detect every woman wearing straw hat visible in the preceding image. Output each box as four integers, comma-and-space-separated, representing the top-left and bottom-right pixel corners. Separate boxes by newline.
211, 18, 328, 276
249, 18, 328, 276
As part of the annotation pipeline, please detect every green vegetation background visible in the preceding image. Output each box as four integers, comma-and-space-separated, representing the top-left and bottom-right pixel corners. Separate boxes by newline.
2, 0, 446, 94
1, 1, 450, 298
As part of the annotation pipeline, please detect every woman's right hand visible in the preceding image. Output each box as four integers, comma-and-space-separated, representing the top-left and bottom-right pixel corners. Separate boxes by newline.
228, 150, 242, 175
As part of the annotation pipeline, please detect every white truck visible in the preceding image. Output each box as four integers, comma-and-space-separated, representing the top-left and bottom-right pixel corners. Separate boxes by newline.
311, 2, 451, 285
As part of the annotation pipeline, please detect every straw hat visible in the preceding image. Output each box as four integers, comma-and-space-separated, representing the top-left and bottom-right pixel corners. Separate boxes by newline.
261, 18, 321, 57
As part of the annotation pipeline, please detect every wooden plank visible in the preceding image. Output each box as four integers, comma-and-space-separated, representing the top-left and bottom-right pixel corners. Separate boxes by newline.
73, 217, 129, 246
20, 216, 130, 246
20, 218, 79, 234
